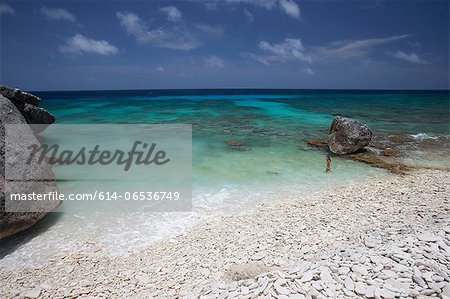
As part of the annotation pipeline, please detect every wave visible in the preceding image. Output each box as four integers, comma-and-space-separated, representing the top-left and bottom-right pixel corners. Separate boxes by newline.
410, 133, 439, 140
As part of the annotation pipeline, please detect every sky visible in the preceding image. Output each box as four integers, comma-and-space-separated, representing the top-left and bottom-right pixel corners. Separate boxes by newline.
0, 0, 449, 91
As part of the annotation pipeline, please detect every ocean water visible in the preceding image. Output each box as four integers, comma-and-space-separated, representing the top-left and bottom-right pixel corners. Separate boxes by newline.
1, 89, 449, 269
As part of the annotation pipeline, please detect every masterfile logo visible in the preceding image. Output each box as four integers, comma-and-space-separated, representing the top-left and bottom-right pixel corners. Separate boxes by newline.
4, 124, 192, 213
26, 141, 171, 171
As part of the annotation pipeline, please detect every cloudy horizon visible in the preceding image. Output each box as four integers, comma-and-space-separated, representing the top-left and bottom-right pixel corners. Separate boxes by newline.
0, 0, 448, 91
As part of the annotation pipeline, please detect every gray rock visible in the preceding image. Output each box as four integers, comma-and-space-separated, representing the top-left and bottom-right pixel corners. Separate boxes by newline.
442, 284, 450, 299
373, 263, 383, 272
13, 101, 55, 131
379, 288, 395, 299
382, 269, 398, 278
0, 85, 41, 106
422, 271, 433, 282
417, 233, 440, 242
413, 266, 422, 277
300, 270, 314, 282
274, 279, 290, 295
328, 116, 373, 155
0, 95, 61, 239
352, 264, 368, 276
369, 255, 382, 264
366, 285, 375, 298
320, 269, 335, 285
393, 263, 410, 272
23, 288, 41, 299
344, 276, 354, 291
413, 275, 427, 288
354, 282, 367, 295
136, 274, 151, 285
420, 289, 436, 296
226, 262, 272, 281
0, 85, 54, 133
324, 284, 337, 297
384, 278, 410, 296
339, 266, 350, 275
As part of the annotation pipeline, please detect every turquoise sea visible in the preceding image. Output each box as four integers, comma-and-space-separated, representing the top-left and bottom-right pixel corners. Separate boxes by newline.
2, 89, 449, 268
39, 89, 449, 175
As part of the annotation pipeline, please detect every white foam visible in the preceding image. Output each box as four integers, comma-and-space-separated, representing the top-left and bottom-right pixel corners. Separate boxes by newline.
410, 133, 439, 140
0, 162, 388, 271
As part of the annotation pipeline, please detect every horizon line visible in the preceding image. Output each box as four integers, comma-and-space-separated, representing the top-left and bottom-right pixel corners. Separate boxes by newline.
30, 87, 450, 93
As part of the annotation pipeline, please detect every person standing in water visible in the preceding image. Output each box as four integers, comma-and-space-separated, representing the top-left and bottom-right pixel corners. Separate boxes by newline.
326, 156, 331, 172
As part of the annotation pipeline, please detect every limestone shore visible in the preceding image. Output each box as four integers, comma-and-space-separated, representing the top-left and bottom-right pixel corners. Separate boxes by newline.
1, 169, 449, 298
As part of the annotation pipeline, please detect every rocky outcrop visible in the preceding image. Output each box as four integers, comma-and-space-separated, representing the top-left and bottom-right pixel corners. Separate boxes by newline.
0, 85, 41, 106
1, 85, 55, 133
305, 115, 414, 174
306, 138, 410, 174
12, 102, 55, 133
0, 87, 60, 240
347, 150, 410, 174
305, 138, 328, 150
328, 116, 372, 155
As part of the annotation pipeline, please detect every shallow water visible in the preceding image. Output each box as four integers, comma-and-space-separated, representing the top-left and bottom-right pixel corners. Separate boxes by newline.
1, 89, 449, 269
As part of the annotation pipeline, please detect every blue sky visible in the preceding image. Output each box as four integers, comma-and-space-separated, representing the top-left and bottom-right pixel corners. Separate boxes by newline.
0, 0, 448, 91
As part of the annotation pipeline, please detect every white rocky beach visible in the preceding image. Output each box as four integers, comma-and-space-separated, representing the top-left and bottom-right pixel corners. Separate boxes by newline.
1, 0, 449, 298
1, 169, 449, 299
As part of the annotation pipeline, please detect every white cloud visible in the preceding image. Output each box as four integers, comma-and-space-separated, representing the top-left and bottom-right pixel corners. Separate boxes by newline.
190, 0, 300, 18
244, 9, 254, 22
116, 11, 164, 44
0, 3, 15, 15
59, 34, 119, 55
224, 0, 300, 18
194, 23, 225, 37
204, 55, 225, 68
303, 67, 314, 75
40, 7, 77, 23
156, 65, 165, 72
116, 11, 198, 50
226, 0, 276, 9
315, 35, 409, 59
278, 0, 300, 19
246, 34, 422, 73
160, 6, 182, 23
205, 1, 219, 10
252, 38, 312, 64
391, 51, 427, 64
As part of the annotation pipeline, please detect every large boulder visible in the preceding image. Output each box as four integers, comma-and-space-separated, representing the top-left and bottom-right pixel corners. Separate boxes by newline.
13, 102, 55, 133
328, 116, 372, 155
0, 95, 60, 239
1, 85, 55, 133
0, 85, 41, 106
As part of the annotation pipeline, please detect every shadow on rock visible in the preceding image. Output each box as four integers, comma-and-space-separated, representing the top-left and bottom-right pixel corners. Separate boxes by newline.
0, 212, 62, 259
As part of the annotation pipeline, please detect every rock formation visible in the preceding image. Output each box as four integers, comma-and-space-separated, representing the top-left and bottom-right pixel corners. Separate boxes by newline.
0, 85, 41, 106
0, 85, 60, 239
328, 115, 372, 155
0, 86, 55, 134
306, 137, 411, 174
305, 116, 413, 174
